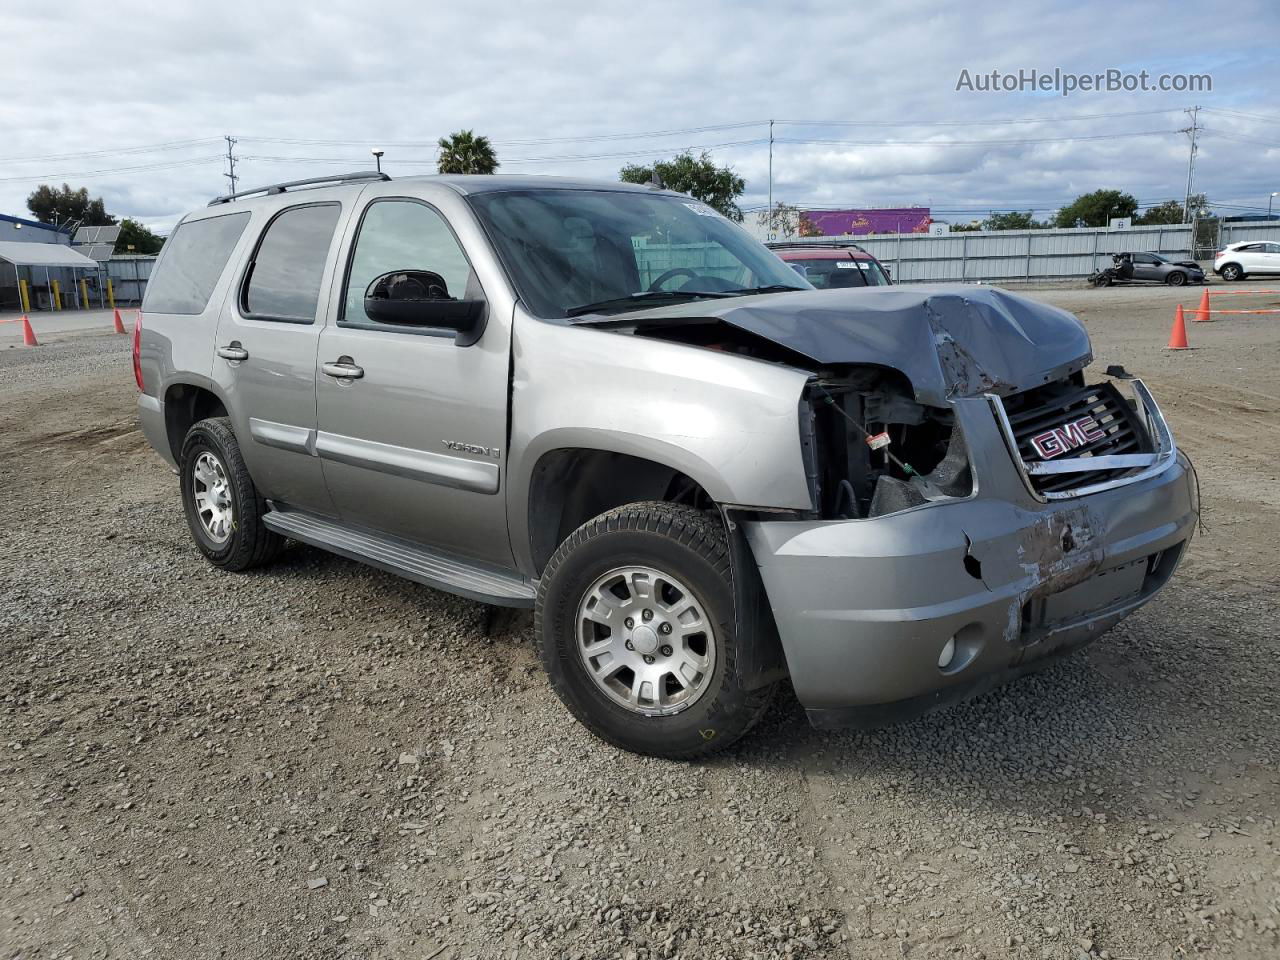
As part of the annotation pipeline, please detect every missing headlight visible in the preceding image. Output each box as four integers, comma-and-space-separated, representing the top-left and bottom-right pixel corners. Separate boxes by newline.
804, 373, 973, 519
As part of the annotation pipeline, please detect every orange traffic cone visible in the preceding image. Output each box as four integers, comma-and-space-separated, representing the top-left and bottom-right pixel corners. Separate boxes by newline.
1166, 304, 1189, 350
1192, 288, 1212, 323
20, 314, 39, 347
113, 308, 127, 334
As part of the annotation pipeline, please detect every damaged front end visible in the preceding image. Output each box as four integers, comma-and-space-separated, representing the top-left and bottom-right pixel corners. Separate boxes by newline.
799, 369, 974, 520
586, 285, 1197, 727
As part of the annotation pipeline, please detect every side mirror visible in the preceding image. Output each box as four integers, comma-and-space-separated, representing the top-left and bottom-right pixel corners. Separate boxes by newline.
883, 266, 892, 280
363, 270, 486, 345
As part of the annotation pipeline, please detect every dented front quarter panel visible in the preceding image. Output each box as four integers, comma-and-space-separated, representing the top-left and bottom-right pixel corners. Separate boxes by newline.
743, 398, 1197, 714
505, 306, 815, 574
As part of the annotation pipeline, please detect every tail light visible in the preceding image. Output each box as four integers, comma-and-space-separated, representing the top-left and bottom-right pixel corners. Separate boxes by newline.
132, 313, 144, 391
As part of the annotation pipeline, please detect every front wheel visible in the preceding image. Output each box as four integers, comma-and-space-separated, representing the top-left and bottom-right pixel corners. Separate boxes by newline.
179, 417, 283, 571
1166, 271, 1188, 286
535, 502, 775, 759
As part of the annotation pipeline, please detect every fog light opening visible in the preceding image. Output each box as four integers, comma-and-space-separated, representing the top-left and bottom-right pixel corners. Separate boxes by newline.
937, 636, 956, 669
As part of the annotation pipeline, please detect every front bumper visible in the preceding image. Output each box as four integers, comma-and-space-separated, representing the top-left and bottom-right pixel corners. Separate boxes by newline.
743, 388, 1196, 729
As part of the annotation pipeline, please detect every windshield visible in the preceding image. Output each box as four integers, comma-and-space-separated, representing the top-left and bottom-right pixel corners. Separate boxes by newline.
791, 256, 890, 288
466, 188, 809, 318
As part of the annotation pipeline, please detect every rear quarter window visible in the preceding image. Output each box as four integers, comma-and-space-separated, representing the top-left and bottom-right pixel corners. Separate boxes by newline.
143, 212, 250, 315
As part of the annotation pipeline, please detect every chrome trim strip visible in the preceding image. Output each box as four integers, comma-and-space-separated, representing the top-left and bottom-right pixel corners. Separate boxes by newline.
249, 418, 316, 455
987, 378, 1177, 501
1025, 453, 1159, 474
314, 431, 500, 494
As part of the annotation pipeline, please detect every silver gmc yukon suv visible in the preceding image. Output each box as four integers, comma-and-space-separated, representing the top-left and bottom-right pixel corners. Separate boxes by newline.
135, 172, 1196, 758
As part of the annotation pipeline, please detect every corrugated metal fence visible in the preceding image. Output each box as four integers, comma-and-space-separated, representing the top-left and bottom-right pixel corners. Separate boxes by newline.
1219, 220, 1280, 246
795, 225, 1195, 283
106, 256, 155, 305
773, 219, 1279, 284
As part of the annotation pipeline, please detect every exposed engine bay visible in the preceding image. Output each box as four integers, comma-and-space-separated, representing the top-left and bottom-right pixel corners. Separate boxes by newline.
800, 371, 972, 518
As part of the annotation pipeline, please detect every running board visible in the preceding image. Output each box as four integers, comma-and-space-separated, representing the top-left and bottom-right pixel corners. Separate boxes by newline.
262, 507, 536, 608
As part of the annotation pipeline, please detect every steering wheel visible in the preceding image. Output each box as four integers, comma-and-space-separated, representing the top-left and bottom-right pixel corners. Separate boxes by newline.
648, 267, 701, 291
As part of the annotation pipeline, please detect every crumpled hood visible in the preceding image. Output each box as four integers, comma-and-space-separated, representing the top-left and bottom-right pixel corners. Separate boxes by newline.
594, 284, 1092, 406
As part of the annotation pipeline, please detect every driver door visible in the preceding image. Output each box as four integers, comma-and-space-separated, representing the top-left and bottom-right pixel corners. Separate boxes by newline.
313, 194, 514, 565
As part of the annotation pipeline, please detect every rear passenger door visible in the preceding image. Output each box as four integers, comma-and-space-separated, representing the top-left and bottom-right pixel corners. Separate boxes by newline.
211, 201, 347, 515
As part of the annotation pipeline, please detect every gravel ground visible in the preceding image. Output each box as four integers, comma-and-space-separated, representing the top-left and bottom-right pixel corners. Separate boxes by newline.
2, 284, 1277, 960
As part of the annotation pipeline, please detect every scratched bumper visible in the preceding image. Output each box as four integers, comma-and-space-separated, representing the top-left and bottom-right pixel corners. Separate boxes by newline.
743, 395, 1196, 729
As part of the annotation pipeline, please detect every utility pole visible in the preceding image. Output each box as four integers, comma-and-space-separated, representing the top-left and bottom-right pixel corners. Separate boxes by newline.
1181, 106, 1200, 222
767, 119, 774, 238
224, 135, 239, 196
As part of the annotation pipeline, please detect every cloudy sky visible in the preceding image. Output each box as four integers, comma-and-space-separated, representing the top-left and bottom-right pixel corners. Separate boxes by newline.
3, 0, 1278, 232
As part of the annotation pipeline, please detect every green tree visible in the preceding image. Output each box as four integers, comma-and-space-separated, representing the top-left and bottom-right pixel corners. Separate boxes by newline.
114, 218, 164, 255
798, 211, 823, 237
620, 151, 746, 222
757, 201, 799, 239
1136, 194, 1209, 224
26, 183, 116, 227
1052, 190, 1138, 228
436, 130, 499, 175
982, 210, 1042, 231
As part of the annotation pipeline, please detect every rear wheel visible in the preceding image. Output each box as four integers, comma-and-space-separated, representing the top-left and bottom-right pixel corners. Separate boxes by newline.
535, 502, 774, 759
179, 417, 283, 571
1220, 263, 1243, 282
1166, 270, 1187, 286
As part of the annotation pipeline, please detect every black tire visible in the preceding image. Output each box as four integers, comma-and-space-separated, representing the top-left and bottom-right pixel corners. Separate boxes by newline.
535, 502, 775, 759
179, 417, 284, 572
1220, 263, 1243, 282
1166, 270, 1187, 286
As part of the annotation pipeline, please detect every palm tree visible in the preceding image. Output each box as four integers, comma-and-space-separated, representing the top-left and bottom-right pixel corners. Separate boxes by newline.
436, 130, 499, 175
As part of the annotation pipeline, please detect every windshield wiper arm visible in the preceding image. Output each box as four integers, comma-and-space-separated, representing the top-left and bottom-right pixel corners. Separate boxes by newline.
565, 290, 735, 318
725, 284, 807, 295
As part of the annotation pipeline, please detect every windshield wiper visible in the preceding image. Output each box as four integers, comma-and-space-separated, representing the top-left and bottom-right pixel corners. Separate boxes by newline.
725, 284, 807, 295
565, 290, 735, 318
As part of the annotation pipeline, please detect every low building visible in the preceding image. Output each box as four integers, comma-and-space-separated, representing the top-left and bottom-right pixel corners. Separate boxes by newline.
0, 214, 100, 311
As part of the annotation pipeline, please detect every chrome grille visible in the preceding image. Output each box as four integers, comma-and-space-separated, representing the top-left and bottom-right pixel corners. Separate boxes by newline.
1001, 381, 1152, 495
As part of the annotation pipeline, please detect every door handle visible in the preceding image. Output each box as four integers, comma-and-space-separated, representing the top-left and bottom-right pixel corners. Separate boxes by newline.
216, 342, 249, 362
322, 358, 364, 380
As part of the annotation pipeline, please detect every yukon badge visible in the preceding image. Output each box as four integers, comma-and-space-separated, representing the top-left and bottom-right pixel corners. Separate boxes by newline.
1029, 415, 1106, 460
442, 440, 501, 459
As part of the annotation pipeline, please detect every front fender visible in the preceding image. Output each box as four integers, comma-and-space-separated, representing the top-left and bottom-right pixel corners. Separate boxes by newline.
505, 315, 814, 574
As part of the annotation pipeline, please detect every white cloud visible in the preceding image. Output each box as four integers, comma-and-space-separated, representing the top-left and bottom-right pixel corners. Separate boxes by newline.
1, 0, 1277, 229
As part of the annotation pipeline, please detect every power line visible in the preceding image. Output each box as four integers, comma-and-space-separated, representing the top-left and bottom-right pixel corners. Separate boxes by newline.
773, 108, 1182, 128
777, 130, 1179, 147
240, 138, 770, 167
1202, 107, 1280, 125
0, 137, 222, 165
0, 155, 224, 184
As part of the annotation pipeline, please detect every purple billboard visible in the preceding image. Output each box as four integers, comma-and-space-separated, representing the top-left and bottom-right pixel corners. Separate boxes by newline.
804, 207, 931, 236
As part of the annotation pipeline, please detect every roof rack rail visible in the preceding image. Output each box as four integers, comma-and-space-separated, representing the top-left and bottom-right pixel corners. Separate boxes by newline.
766, 239, 869, 254
209, 170, 391, 206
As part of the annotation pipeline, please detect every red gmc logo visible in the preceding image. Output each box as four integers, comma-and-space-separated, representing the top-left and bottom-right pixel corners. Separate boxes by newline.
1029, 415, 1107, 459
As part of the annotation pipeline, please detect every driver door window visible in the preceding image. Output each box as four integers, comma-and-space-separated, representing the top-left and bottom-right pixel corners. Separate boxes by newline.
342, 199, 475, 328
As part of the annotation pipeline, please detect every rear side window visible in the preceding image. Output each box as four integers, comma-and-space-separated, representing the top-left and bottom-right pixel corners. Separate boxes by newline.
242, 203, 342, 323
143, 212, 250, 315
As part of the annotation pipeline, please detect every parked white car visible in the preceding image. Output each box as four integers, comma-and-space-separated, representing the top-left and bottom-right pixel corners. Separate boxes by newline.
1214, 241, 1280, 281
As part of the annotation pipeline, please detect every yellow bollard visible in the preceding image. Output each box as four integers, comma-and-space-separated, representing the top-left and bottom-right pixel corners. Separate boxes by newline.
18, 278, 30, 313
79, 278, 90, 309
51, 279, 62, 311
106, 278, 115, 310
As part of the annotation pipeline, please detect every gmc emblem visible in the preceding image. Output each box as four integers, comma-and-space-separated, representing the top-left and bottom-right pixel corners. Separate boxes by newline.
1029, 415, 1107, 459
